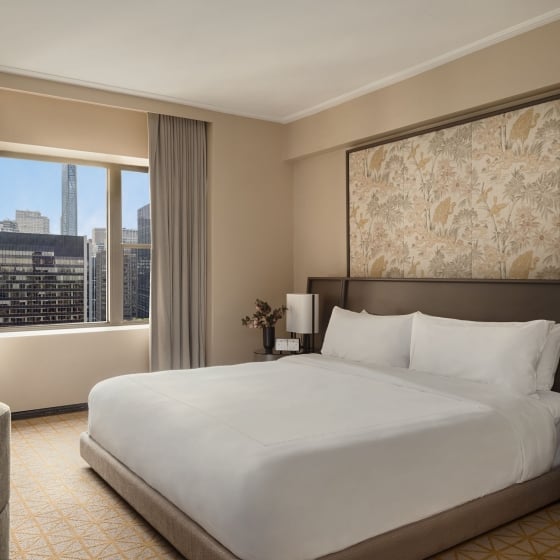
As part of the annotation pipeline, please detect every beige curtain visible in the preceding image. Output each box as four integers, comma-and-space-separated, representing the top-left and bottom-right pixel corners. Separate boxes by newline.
148, 113, 207, 371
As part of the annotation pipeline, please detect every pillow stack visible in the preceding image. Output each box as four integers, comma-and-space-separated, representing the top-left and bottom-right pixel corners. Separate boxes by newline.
321, 307, 560, 396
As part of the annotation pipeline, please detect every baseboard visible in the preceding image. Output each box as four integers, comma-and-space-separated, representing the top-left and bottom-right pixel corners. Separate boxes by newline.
12, 403, 88, 420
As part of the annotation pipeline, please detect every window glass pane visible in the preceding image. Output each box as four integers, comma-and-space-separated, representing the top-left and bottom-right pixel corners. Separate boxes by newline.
121, 170, 150, 321
0, 157, 107, 327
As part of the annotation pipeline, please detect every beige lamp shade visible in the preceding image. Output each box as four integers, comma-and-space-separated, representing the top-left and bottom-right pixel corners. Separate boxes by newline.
286, 293, 319, 334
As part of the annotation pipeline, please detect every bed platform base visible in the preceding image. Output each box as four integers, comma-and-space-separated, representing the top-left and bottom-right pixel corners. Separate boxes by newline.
80, 432, 560, 560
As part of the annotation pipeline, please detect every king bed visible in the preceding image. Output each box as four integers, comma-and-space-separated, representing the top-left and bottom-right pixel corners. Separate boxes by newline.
81, 278, 560, 560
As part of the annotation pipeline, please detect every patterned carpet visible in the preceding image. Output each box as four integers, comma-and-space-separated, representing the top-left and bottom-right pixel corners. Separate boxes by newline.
8, 412, 560, 559
10, 412, 181, 559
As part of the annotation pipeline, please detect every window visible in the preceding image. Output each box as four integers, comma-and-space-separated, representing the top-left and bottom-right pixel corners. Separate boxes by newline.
122, 170, 151, 321
0, 154, 150, 329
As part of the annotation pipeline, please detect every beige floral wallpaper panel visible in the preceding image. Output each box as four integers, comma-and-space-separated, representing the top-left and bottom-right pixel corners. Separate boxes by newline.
348, 98, 560, 279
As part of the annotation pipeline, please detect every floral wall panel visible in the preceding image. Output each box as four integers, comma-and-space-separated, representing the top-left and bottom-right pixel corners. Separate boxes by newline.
348, 145, 406, 277
348, 97, 560, 279
401, 125, 473, 278
471, 101, 560, 279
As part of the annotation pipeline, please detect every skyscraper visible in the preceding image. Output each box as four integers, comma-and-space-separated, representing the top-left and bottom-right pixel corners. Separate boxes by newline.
61, 164, 77, 235
138, 204, 151, 245
137, 204, 151, 319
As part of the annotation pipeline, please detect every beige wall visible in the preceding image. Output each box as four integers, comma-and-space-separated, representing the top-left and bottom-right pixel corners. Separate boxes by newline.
0, 89, 147, 160
293, 149, 346, 292
286, 20, 560, 160
289, 20, 560, 290
0, 77, 292, 411
0, 327, 148, 412
208, 116, 293, 364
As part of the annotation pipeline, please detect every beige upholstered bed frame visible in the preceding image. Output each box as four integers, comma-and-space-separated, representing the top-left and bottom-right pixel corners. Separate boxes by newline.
81, 278, 560, 560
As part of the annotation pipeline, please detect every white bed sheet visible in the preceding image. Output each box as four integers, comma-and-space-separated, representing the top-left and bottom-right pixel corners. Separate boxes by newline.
537, 390, 560, 467
87, 355, 556, 560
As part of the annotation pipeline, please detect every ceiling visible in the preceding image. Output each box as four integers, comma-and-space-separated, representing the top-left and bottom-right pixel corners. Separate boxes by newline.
2, 0, 560, 123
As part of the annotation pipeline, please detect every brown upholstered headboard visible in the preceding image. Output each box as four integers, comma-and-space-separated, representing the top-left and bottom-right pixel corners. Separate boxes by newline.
307, 277, 560, 392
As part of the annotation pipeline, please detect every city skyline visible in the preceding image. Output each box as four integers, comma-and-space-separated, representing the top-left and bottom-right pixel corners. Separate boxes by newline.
0, 155, 151, 327
0, 157, 149, 236
2, 211, 143, 243
0, 204, 152, 327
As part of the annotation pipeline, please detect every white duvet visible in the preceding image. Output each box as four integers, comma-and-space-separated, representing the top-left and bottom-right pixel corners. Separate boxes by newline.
87, 355, 557, 560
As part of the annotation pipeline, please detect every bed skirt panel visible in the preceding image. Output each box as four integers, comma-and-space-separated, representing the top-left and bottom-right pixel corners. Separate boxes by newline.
80, 432, 560, 560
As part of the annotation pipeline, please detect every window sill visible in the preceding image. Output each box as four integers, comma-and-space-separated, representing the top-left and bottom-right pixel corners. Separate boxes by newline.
0, 323, 148, 339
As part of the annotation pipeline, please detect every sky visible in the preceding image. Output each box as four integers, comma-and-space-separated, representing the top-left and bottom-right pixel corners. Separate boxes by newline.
0, 156, 149, 237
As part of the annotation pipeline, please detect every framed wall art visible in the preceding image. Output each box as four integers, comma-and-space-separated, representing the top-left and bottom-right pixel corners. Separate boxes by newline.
347, 95, 560, 279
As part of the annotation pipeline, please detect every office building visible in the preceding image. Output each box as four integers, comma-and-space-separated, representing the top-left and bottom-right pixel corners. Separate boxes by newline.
137, 204, 151, 319
61, 164, 77, 236
92, 246, 106, 322
122, 228, 137, 244
15, 210, 49, 234
90, 227, 139, 321
91, 228, 106, 255
0, 220, 18, 233
0, 232, 86, 326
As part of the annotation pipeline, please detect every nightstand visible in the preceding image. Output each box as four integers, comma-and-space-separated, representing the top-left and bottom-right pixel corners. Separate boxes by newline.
253, 350, 285, 362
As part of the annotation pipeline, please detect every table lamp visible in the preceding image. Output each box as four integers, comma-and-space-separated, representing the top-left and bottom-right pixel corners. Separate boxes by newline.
286, 293, 319, 353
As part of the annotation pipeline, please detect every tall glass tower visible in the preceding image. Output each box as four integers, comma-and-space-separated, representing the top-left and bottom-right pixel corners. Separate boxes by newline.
61, 164, 77, 235
137, 203, 151, 319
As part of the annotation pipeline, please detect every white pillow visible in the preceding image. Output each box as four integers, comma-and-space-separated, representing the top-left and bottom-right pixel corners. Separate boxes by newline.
409, 312, 551, 395
537, 324, 560, 391
321, 307, 413, 368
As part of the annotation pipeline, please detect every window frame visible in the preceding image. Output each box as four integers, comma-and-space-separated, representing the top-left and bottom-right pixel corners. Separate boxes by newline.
0, 150, 150, 332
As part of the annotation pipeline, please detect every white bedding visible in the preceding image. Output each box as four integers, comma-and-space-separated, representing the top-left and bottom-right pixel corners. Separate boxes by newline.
537, 390, 560, 467
87, 355, 557, 560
